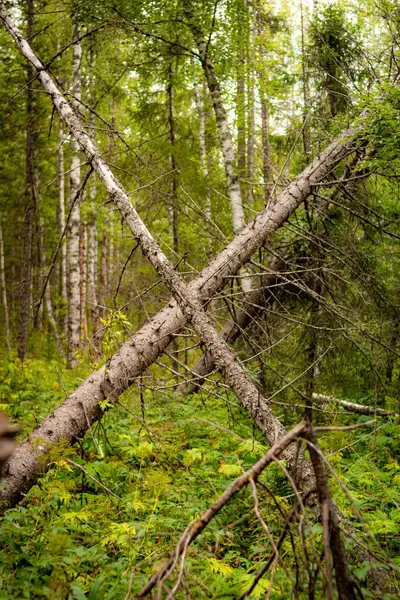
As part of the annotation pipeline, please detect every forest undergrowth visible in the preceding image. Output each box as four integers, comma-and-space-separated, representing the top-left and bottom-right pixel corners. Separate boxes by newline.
0, 352, 398, 599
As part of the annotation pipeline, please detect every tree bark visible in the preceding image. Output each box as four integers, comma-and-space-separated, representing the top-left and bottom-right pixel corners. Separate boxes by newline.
38, 218, 64, 357
57, 117, 67, 333
257, 6, 272, 205
0, 2, 361, 509
167, 64, 179, 259
87, 167, 98, 327
67, 24, 82, 368
192, 59, 211, 219
87, 49, 98, 330
167, 62, 180, 372
79, 220, 87, 342
18, 0, 35, 361
0, 222, 11, 353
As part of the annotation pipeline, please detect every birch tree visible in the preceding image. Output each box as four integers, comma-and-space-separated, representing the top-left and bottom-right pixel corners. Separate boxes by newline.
67, 24, 82, 368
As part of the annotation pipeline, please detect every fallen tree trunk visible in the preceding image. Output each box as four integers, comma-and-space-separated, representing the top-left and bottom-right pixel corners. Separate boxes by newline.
0, 3, 361, 510
312, 393, 397, 418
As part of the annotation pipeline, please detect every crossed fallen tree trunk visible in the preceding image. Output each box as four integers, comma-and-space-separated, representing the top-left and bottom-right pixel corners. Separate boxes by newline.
0, 4, 361, 511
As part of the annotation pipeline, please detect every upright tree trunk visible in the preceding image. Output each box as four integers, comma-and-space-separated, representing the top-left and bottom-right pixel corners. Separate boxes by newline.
236, 57, 246, 187
167, 63, 180, 372
57, 117, 67, 333
106, 95, 117, 299
167, 64, 179, 258
79, 221, 87, 343
257, 6, 272, 205
67, 24, 82, 368
18, 0, 35, 361
300, 0, 311, 161
87, 166, 98, 328
87, 49, 98, 331
0, 222, 11, 353
247, 67, 256, 206
98, 229, 107, 319
35, 201, 44, 331
192, 60, 211, 220
38, 218, 64, 356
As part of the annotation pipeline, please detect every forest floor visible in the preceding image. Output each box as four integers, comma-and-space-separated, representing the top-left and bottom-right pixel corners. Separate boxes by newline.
0, 350, 399, 599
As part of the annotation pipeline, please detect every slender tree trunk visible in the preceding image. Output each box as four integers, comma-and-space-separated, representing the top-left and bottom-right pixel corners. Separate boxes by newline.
79, 221, 87, 343
98, 228, 107, 319
0, 223, 11, 353
87, 48, 98, 331
257, 7, 272, 205
300, 0, 311, 161
35, 200, 44, 331
106, 95, 117, 299
187, 11, 255, 295
107, 219, 114, 297
167, 62, 180, 372
87, 166, 98, 328
67, 24, 82, 368
38, 218, 64, 356
18, 0, 35, 361
247, 54, 256, 206
167, 64, 179, 258
236, 59, 246, 186
57, 117, 67, 333
192, 60, 211, 219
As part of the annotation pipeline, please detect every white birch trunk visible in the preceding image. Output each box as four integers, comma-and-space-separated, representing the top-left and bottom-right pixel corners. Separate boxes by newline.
67, 24, 82, 368
79, 221, 87, 342
0, 222, 11, 352
186, 12, 245, 236
87, 170, 98, 326
87, 90, 98, 327
57, 117, 67, 332
192, 61, 211, 220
